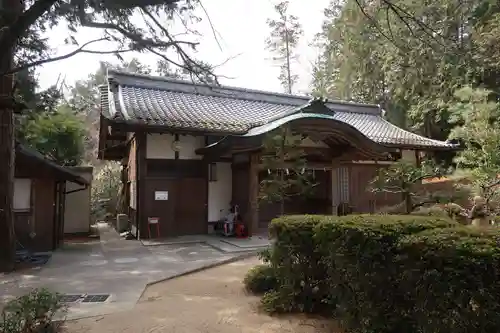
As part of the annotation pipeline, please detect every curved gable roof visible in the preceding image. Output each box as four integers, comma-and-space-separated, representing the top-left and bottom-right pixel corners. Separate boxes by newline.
101, 70, 456, 150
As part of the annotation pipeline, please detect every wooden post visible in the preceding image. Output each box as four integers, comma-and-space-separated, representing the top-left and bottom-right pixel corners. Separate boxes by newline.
136, 132, 147, 239
331, 159, 339, 216
247, 153, 259, 237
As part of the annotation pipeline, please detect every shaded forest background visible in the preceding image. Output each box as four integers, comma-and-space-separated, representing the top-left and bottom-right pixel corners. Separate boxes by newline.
312, 0, 500, 141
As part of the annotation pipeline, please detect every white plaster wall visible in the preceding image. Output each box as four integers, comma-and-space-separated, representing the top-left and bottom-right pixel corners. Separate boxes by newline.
401, 149, 417, 164
179, 135, 205, 159
208, 162, 232, 222
13, 178, 31, 211
146, 134, 205, 159
64, 169, 93, 234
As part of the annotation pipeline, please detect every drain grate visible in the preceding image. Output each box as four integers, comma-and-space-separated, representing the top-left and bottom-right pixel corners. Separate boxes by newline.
60, 294, 82, 303
81, 294, 110, 303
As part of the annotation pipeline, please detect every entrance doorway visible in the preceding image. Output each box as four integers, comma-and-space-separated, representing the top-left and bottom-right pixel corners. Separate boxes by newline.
144, 177, 207, 238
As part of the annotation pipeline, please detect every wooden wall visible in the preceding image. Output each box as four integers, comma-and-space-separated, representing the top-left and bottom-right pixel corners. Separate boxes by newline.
231, 163, 250, 221
258, 170, 332, 229
14, 179, 56, 252
347, 164, 401, 213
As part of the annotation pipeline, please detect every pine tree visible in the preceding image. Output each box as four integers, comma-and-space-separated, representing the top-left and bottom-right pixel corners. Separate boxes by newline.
265, 0, 303, 94
260, 3, 315, 215
259, 127, 317, 215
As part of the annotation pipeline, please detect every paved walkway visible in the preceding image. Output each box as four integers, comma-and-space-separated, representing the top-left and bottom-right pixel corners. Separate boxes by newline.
0, 224, 259, 320
142, 234, 271, 252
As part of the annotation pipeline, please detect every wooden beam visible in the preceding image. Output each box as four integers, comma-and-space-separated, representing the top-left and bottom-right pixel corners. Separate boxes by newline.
136, 132, 147, 239
247, 153, 259, 237
258, 161, 333, 170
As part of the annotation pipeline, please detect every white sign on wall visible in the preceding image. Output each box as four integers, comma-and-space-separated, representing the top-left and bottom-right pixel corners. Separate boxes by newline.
155, 191, 168, 201
148, 217, 159, 224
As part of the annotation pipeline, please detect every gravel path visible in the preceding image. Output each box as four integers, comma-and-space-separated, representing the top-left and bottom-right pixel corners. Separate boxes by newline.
65, 257, 340, 333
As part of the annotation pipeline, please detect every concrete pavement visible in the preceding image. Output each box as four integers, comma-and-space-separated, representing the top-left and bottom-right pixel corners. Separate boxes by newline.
0, 224, 261, 320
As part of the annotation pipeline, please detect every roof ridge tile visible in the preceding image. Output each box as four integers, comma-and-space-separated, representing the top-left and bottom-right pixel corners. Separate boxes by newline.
107, 69, 381, 115
102, 70, 455, 149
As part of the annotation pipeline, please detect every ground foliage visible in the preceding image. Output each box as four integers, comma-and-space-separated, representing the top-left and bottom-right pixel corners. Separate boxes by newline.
257, 214, 500, 333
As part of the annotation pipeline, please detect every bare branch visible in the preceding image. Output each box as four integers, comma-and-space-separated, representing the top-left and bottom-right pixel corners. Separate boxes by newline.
173, 10, 200, 36
385, 6, 396, 43
212, 53, 242, 68
374, 187, 404, 194
412, 199, 439, 210
380, 0, 452, 47
140, 7, 219, 84
352, 0, 405, 51
3, 38, 134, 75
146, 47, 187, 73
78, 13, 198, 50
353, 0, 458, 50
384, 0, 448, 49
199, 0, 223, 52
483, 178, 500, 190
410, 173, 438, 183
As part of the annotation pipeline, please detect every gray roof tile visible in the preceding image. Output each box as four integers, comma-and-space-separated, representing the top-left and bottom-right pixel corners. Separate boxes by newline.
103, 70, 455, 149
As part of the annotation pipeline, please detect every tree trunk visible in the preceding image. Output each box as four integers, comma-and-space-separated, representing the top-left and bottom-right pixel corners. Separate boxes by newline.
0, 0, 22, 272
279, 127, 286, 216
279, 170, 285, 216
403, 191, 412, 214
284, 25, 292, 94
0, 74, 16, 272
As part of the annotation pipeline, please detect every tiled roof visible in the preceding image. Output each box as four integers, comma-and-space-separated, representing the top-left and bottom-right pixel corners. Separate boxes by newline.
102, 70, 455, 149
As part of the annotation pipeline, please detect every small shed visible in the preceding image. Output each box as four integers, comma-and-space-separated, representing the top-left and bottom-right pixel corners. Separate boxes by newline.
14, 144, 89, 252
63, 166, 93, 235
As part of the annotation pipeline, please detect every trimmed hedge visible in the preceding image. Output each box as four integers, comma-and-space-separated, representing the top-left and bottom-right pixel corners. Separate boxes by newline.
263, 214, 500, 333
315, 215, 456, 333
395, 227, 500, 333
243, 264, 277, 294
267, 215, 331, 313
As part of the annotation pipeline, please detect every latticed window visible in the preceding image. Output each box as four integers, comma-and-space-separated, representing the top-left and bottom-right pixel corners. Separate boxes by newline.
332, 167, 350, 211
338, 167, 350, 203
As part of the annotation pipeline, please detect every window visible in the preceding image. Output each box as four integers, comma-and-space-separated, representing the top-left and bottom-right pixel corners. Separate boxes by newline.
14, 178, 32, 211
208, 163, 217, 182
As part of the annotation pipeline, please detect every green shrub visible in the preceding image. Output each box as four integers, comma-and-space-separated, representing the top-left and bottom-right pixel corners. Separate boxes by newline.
395, 227, 500, 333
263, 214, 500, 333
314, 214, 456, 333
267, 215, 331, 313
0, 288, 67, 333
243, 264, 277, 294
411, 204, 449, 217
260, 290, 296, 313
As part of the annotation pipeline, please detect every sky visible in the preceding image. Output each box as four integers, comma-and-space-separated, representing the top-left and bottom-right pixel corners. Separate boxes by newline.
36, 0, 330, 94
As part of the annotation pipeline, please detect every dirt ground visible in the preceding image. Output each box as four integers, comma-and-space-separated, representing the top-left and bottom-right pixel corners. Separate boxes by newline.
65, 257, 340, 333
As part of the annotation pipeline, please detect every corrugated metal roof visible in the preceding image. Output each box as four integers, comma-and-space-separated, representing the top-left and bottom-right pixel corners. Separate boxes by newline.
101, 70, 455, 149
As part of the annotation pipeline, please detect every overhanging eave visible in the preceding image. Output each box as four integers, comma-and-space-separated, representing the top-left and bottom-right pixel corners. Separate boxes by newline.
195, 113, 394, 160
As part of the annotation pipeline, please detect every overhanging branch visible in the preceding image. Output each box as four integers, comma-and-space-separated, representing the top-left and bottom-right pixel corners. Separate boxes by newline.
2, 38, 135, 76
139, 7, 218, 84
78, 11, 197, 50
353, 0, 457, 50
0, 0, 58, 59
